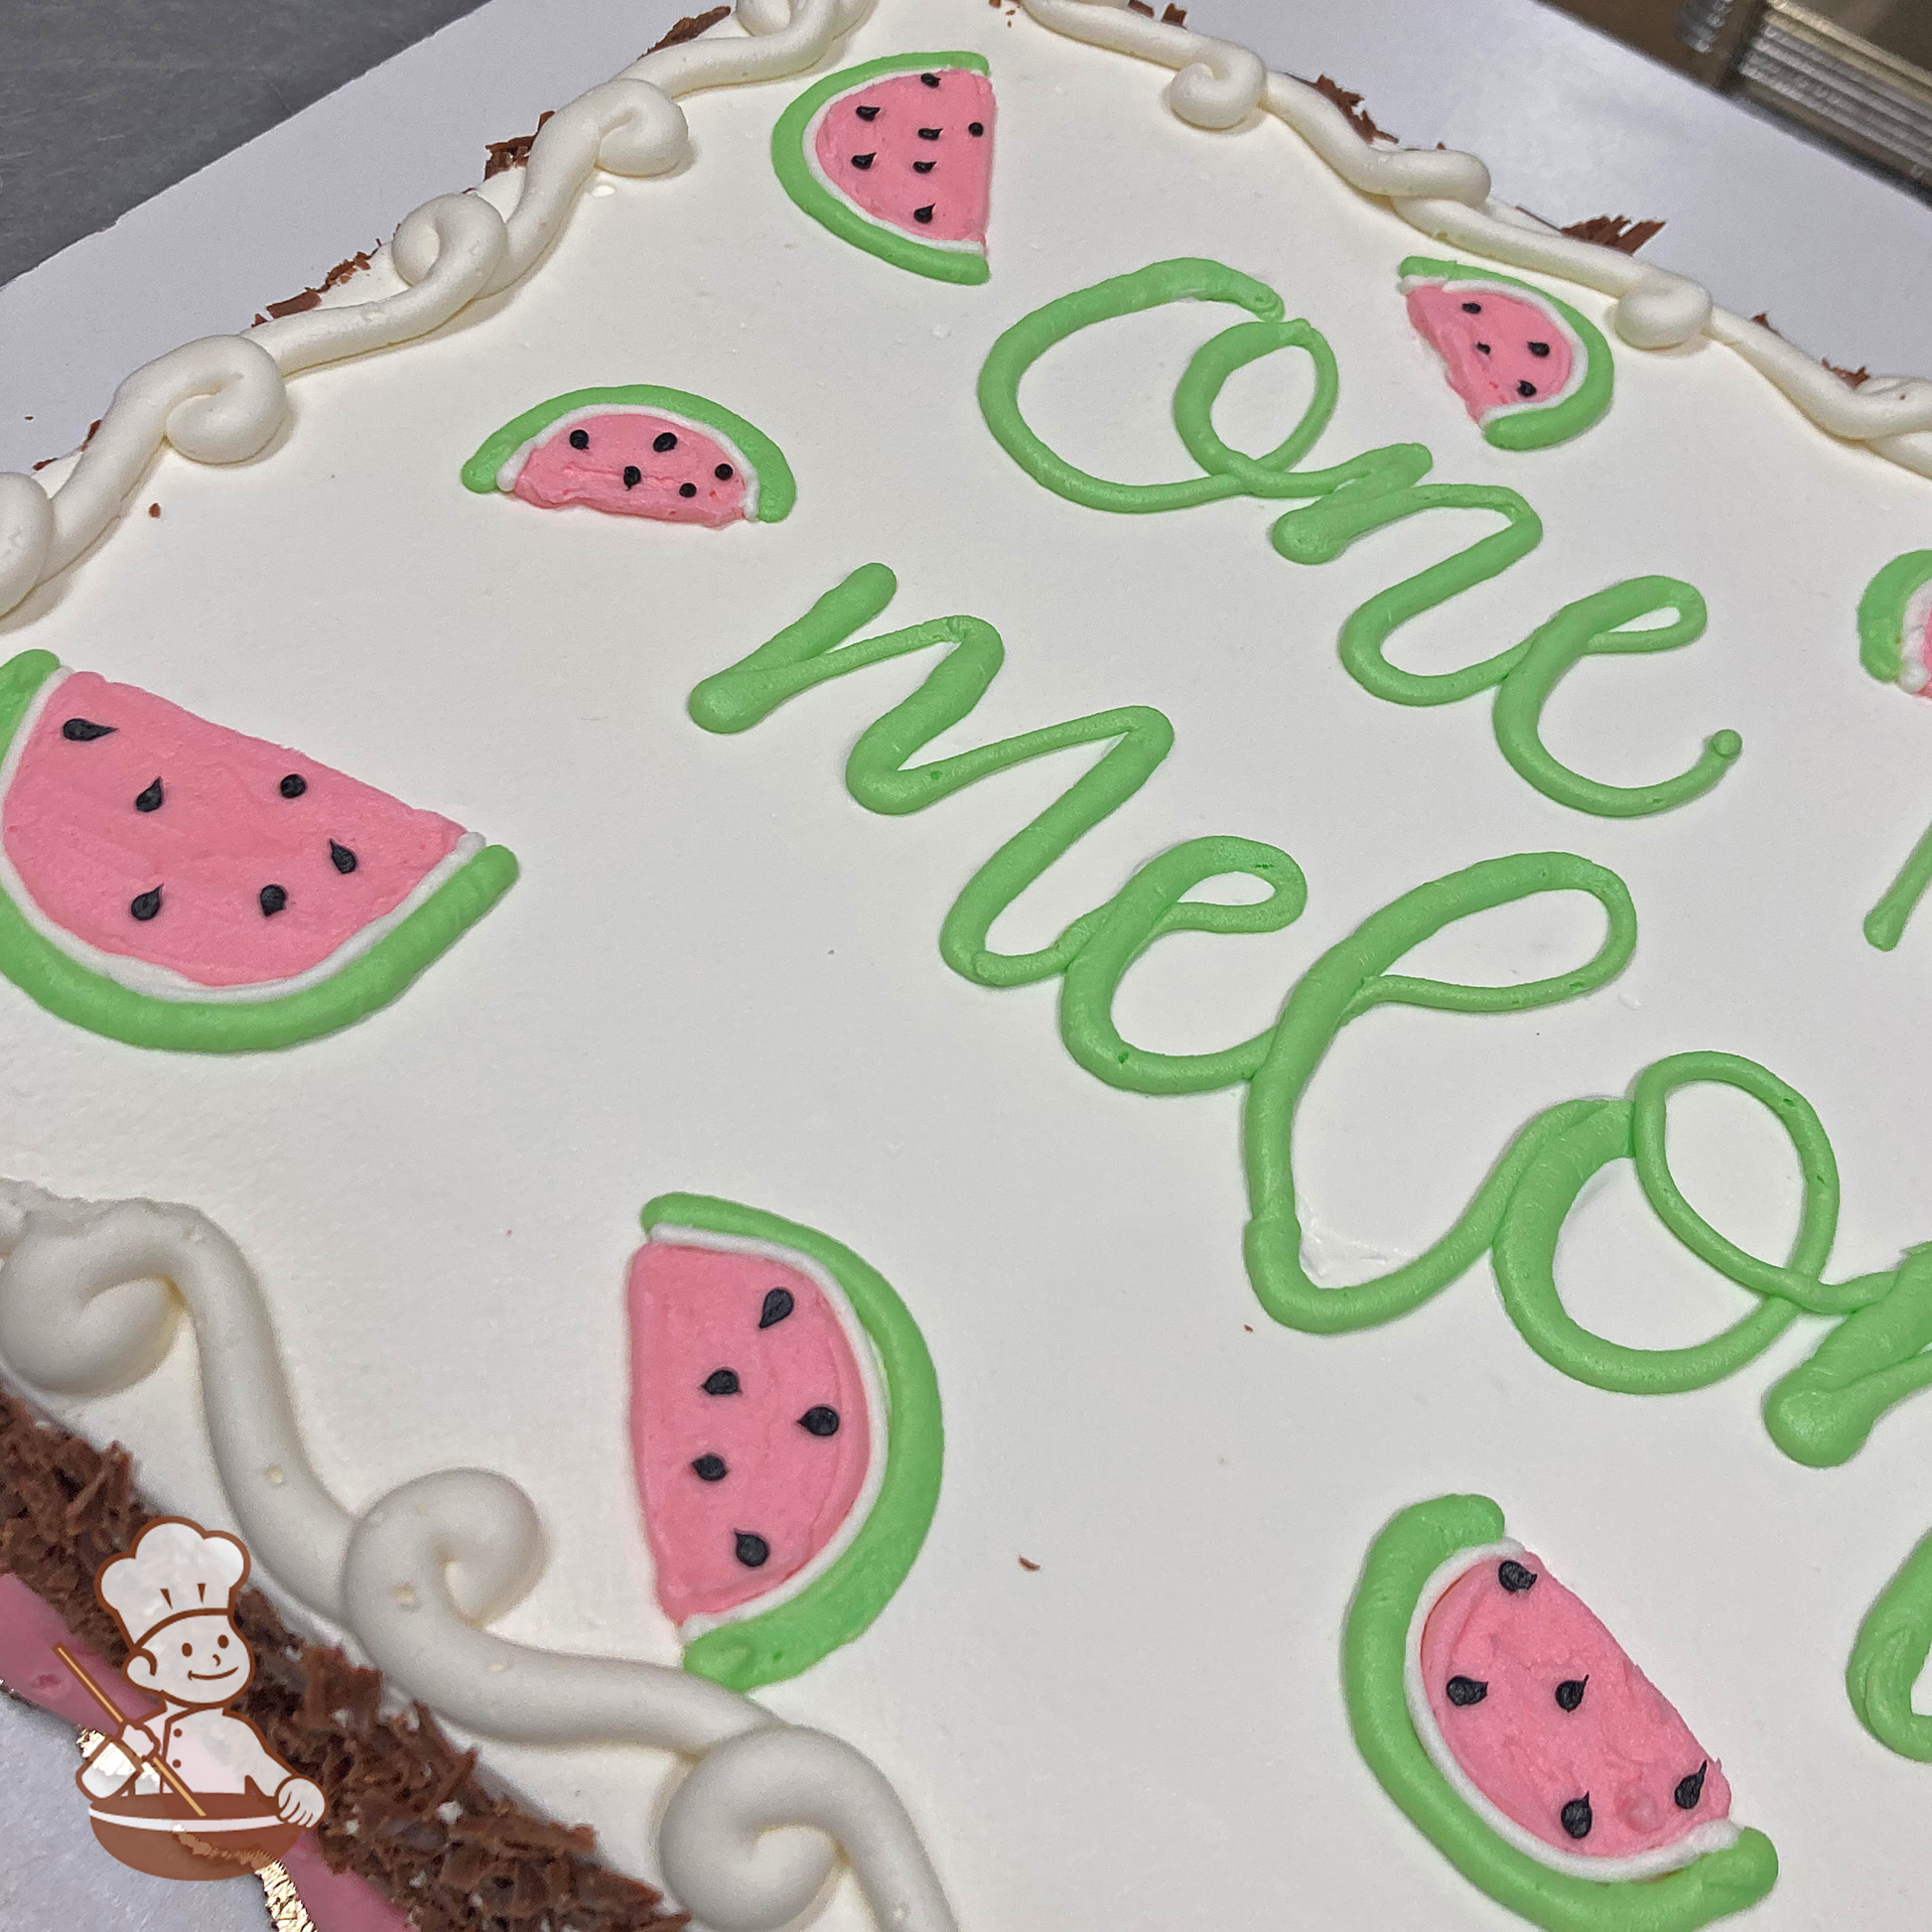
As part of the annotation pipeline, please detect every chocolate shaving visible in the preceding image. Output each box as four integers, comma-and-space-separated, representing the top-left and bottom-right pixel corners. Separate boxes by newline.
645, 7, 730, 54
261, 245, 380, 323
483, 108, 555, 179
0, 1383, 686, 1930
1751, 313, 1872, 387
1559, 213, 1665, 255
322, 247, 377, 292
1311, 74, 1395, 146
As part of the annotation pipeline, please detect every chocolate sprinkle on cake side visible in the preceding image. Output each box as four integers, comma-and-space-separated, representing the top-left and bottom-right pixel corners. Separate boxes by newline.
0, 1383, 686, 1932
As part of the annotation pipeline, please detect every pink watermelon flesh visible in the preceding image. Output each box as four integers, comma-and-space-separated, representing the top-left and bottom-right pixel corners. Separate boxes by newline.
1422, 1552, 1731, 1863
1407, 284, 1575, 423
1909, 594, 1932, 696
512, 412, 752, 527
628, 1237, 872, 1626
2, 671, 467, 989
813, 67, 995, 249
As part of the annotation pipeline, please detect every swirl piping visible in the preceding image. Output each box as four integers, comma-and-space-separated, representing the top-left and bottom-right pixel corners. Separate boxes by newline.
0, 1177, 954, 1932
0, 0, 880, 618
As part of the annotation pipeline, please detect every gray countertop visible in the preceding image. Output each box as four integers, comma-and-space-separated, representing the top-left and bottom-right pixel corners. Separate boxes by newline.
1, 0, 491, 285
4, 2, 1932, 1928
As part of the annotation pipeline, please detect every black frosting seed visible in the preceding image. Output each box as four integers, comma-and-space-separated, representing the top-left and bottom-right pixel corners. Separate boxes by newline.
134, 777, 164, 813
280, 773, 307, 798
129, 887, 162, 921
1474, 342, 1491, 354
715, 463, 734, 481
912, 205, 935, 224
920, 71, 940, 86
1498, 1560, 1538, 1593
1445, 1675, 1488, 1708
569, 428, 590, 450
702, 1368, 741, 1396
917, 127, 940, 140
851, 152, 876, 169
1555, 1678, 1587, 1713
691, 1453, 728, 1482
798, 1405, 841, 1438
679, 482, 697, 498
968, 120, 985, 136
330, 840, 357, 875
1529, 341, 1552, 356
653, 431, 678, 453
1675, 1762, 1708, 1811
1561, 1795, 1593, 1841
759, 1287, 795, 1329
855, 103, 880, 121
734, 1531, 770, 1568
259, 884, 288, 916
1461, 300, 1482, 314
62, 718, 115, 742
912, 159, 936, 174
1517, 380, 1538, 398
622, 465, 641, 488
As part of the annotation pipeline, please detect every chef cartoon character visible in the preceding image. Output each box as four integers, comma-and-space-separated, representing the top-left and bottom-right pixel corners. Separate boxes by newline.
75, 1518, 324, 1834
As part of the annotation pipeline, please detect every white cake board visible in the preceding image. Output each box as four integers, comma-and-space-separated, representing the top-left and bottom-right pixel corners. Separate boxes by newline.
4, 2, 1931, 1929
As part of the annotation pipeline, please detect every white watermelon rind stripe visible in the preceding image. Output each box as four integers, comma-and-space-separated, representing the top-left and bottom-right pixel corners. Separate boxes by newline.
0, 646, 517, 1053
1856, 549, 1932, 690
486, 403, 763, 521
772, 52, 993, 288
1399, 256, 1615, 452
637, 1189, 943, 1696
1347, 1494, 1778, 1930
0, 663, 484, 1005
1397, 275, 1591, 422
646, 1220, 891, 1645
1404, 1536, 1742, 1885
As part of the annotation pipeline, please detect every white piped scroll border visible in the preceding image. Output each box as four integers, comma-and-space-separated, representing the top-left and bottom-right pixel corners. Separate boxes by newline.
1017, 0, 1932, 483
3, 0, 1928, 629
0, 0, 878, 619
0, 1176, 955, 1932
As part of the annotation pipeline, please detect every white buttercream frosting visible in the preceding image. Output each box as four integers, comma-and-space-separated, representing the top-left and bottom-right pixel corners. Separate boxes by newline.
1020, 0, 1932, 476
0, 1179, 955, 1932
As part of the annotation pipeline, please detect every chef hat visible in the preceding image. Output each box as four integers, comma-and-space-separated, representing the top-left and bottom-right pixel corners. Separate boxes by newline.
96, 1518, 250, 1651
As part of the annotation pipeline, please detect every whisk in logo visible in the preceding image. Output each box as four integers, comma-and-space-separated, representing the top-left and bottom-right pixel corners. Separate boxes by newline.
58, 1516, 324, 1881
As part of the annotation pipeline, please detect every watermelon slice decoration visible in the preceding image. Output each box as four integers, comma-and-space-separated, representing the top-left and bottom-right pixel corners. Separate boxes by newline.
772, 53, 995, 286
1856, 549, 1932, 693
0, 649, 516, 1052
461, 385, 796, 525
628, 1191, 942, 1692
1345, 1495, 1778, 1931
1400, 257, 1614, 452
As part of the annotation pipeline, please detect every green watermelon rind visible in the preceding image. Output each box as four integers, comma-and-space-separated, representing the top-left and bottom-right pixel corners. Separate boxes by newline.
639, 1189, 942, 1693
771, 52, 993, 288
1399, 256, 1614, 452
460, 384, 797, 520
1344, 1494, 1779, 1932
0, 647, 519, 1054
1856, 549, 1932, 684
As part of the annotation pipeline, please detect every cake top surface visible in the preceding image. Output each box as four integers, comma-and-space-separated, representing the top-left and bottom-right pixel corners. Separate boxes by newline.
6, 2, 1932, 1928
